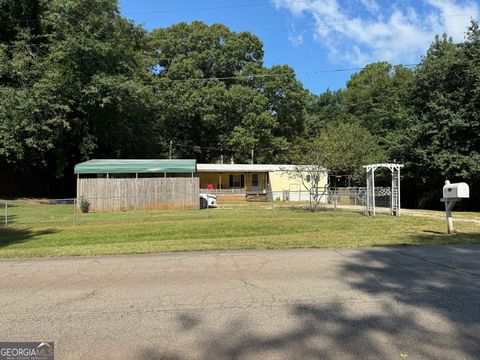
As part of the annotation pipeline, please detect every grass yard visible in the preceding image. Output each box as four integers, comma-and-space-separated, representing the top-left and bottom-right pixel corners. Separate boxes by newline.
0, 201, 479, 258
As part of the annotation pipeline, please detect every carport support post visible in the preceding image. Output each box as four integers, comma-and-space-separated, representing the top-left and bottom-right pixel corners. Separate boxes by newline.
73, 198, 77, 226
372, 168, 376, 216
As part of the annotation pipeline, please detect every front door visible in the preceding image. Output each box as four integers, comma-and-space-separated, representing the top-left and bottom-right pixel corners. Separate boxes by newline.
250, 173, 261, 192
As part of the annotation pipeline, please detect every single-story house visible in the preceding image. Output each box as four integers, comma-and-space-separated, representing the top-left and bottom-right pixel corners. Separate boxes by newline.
197, 164, 328, 201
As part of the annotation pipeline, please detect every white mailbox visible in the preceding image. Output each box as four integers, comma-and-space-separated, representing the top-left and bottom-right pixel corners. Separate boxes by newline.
441, 180, 470, 235
443, 181, 470, 199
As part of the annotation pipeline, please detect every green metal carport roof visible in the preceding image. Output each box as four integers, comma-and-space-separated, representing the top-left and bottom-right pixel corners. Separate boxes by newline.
74, 159, 197, 174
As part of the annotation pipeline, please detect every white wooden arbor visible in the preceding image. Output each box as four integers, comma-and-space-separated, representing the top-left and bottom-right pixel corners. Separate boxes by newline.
364, 163, 403, 216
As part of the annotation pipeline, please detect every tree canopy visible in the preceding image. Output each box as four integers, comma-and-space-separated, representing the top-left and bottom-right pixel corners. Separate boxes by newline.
148, 22, 307, 163
1, 0, 479, 209
390, 24, 480, 209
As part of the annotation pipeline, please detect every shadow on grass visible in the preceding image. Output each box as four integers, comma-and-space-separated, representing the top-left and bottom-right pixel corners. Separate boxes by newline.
278, 205, 362, 214
369, 232, 480, 248
0, 226, 57, 248
422, 229, 446, 235
136, 245, 480, 359
409, 231, 480, 245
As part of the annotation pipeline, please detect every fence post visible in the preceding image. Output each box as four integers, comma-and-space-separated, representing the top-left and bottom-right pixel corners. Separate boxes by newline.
4, 201, 7, 226
333, 191, 337, 215
73, 198, 77, 226
271, 191, 275, 218
207, 192, 212, 218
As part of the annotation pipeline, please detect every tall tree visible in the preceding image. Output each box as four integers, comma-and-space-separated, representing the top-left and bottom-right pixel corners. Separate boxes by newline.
148, 22, 308, 163
343, 62, 414, 138
393, 22, 480, 209
293, 122, 385, 182
0, 0, 157, 178
303, 89, 346, 139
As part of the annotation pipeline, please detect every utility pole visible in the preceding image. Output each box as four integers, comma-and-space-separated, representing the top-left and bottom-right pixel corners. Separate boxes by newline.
169, 140, 173, 159
251, 148, 254, 164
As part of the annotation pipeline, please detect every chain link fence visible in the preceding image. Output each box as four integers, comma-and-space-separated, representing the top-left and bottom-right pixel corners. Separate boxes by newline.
0, 194, 208, 226
0, 187, 394, 226
328, 187, 392, 212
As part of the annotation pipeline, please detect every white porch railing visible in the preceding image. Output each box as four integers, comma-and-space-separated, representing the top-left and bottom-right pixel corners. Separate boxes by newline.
200, 188, 247, 194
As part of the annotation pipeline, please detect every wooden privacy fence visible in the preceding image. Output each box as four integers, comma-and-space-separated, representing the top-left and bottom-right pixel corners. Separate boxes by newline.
77, 177, 200, 212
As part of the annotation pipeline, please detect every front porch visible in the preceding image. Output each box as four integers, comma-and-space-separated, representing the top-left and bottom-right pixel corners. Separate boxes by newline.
198, 172, 270, 194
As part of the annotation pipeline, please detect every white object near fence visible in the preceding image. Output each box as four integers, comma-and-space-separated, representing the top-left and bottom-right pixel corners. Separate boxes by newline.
441, 180, 469, 234
364, 163, 403, 216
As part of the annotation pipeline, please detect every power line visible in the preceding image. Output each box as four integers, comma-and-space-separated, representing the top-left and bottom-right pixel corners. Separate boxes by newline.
0, 48, 420, 82
0, 37, 422, 80
0, 1, 310, 23
123, 1, 286, 15
0, 41, 421, 79
173, 143, 224, 151
0, 0, 477, 25
150, 63, 419, 83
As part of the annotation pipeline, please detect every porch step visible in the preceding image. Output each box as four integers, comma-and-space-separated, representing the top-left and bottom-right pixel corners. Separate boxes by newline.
216, 194, 246, 202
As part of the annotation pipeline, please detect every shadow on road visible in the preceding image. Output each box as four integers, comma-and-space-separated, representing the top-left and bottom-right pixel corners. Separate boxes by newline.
136, 246, 480, 359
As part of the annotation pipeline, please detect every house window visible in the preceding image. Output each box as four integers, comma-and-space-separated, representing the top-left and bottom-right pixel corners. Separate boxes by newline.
252, 174, 259, 187
229, 174, 245, 188
306, 175, 311, 183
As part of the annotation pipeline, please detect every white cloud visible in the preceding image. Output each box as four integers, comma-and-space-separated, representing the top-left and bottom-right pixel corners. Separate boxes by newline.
272, 0, 479, 66
288, 32, 304, 46
426, 0, 479, 39
359, 0, 380, 14
287, 22, 305, 46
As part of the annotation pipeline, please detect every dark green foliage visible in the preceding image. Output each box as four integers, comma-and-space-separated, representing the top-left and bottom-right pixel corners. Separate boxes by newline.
1, 0, 479, 210
303, 90, 346, 138
0, 0, 158, 179
293, 122, 386, 183
304, 21, 480, 209
392, 23, 480, 209
80, 198, 90, 213
0, 2, 309, 194
148, 22, 307, 163
343, 62, 414, 138
0, 0, 42, 42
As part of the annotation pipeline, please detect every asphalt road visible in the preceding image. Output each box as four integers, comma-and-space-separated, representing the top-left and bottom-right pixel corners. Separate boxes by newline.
1, 246, 480, 359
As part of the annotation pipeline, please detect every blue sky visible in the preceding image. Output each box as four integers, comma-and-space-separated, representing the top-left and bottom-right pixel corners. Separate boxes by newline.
119, 0, 479, 94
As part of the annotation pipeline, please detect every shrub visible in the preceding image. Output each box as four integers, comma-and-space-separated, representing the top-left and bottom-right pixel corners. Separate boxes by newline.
80, 198, 90, 213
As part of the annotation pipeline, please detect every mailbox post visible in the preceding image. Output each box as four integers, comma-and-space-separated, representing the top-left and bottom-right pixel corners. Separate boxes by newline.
440, 180, 469, 234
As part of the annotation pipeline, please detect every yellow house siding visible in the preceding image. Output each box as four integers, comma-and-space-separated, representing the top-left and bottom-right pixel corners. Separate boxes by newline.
269, 171, 328, 192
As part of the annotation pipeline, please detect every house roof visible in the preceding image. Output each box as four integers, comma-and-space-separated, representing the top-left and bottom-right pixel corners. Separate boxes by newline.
197, 164, 308, 173
74, 159, 197, 174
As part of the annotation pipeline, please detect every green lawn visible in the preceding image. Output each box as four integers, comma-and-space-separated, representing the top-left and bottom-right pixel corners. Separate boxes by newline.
0, 201, 479, 258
